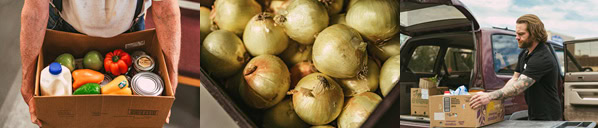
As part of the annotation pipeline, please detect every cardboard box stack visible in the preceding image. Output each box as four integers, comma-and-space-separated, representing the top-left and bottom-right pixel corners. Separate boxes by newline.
429, 95, 504, 127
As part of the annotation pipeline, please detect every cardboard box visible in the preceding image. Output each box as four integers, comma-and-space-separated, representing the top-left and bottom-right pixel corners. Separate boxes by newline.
429, 95, 504, 127
419, 78, 437, 89
34, 29, 175, 127
410, 87, 448, 116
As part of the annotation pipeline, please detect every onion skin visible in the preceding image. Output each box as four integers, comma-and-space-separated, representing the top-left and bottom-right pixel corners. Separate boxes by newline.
270, 0, 292, 15
346, 0, 399, 44
213, 0, 262, 36
330, 13, 346, 25
240, 55, 290, 109
346, 0, 360, 10
367, 36, 401, 62
200, 7, 212, 43
380, 55, 400, 97
200, 30, 248, 78
279, 40, 313, 66
313, 24, 367, 78
275, 0, 329, 45
320, 0, 344, 15
243, 12, 289, 56
263, 99, 309, 128
289, 73, 344, 125
290, 61, 318, 89
338, 92, 382, 128
337, 57, 379, 97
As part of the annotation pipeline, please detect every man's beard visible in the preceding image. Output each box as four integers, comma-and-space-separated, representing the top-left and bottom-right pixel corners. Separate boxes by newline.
518, 38, 533, 48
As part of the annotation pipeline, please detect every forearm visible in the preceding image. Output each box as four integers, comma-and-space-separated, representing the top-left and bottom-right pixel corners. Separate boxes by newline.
152, 1, 181, 93
20, 0, 49, 103
490, 75, 535, 100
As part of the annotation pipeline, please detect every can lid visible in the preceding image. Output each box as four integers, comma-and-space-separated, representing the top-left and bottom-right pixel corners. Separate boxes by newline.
131, 72, 164, 96
49, 62, 62, 75
135, 55, 155, 71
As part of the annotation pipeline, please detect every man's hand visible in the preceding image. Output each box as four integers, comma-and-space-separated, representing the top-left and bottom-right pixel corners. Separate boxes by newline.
469, 73, 536, 109
20, 0, 49, 126
152, 0, 181, 124
469, 92, 493, 109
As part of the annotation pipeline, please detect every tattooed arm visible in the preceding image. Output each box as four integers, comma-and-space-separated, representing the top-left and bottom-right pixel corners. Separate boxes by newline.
470, 72, 536, 109
489, 72, 536, 100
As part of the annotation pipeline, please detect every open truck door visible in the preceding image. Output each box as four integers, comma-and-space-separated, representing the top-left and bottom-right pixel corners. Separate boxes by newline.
564, 38, 598, 122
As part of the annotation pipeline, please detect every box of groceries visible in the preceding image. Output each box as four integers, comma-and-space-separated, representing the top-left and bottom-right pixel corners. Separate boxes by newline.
34, 29, 174, 127
429, 95, 504, 127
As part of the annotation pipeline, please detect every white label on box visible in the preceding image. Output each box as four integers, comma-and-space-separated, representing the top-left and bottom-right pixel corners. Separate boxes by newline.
434, 112, 445, 120
422, 89, 429, 99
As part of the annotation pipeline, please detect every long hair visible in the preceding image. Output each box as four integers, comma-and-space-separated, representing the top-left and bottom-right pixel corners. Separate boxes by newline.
516, 14, 547, 43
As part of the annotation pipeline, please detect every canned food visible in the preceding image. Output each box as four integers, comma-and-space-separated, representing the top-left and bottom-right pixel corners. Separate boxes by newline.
131, 72, 164, 96
131, 51, 147, 61
134, 55, 155, 73
100, 74, 113, 87
125, 75, 132, 83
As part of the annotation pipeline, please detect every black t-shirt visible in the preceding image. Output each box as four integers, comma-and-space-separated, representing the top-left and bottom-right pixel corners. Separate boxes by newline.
514, 43, 562, 121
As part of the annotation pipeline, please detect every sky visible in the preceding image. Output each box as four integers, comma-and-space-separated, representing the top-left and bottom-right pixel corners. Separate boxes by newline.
460, 0, 598, 39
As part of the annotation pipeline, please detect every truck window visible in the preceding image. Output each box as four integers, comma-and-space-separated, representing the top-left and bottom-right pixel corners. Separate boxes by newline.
566, 42, 598, 72
445, 48, 473, 73
408, 45, 440, 73
555, 50, 565, 74
491, 34, 521, 74
400, 34, 409, 48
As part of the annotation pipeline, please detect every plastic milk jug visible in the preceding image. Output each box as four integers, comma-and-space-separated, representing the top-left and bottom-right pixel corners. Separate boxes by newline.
40, 62, 73, 96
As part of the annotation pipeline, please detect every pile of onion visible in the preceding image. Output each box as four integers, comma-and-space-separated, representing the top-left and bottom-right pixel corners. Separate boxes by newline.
263, 99, 309, 128
239, 55, 290, 109
275, 0, 329, 45
288, 73, 344, 125
200, 30, 248, 78
212, 0, 262, 36
279, 41, 313, 66
337, 92, 382, 128
346, 0, 399, 44
337, 57, 379, 97
368, 36, 401, 61
290, 61, 318, 89
243, 12, 289, 56
200, 6, 212, 43
380, 55, 401, 97
312, 24, 367, 78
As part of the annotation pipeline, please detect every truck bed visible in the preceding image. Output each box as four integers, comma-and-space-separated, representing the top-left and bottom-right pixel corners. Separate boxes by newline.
399, 115, 429, 128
